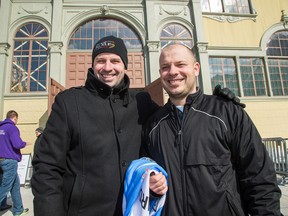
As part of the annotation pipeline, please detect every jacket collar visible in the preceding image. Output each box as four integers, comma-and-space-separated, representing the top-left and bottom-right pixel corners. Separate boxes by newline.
85, 68, 131, 105
167, 89, 203, 111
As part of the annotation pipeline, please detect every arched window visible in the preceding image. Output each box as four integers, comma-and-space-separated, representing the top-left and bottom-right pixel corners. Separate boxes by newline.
68, 19, 142, 51
11, 23, 48, 93
160, 23, 193, 48
66, 18, 145, 88
266, 31, 288, 96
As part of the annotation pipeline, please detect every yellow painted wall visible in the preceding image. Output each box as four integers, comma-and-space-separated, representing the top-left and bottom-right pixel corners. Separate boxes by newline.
245, 99, 288, 138
2, 97, 48, 155
203, 0, 288, 47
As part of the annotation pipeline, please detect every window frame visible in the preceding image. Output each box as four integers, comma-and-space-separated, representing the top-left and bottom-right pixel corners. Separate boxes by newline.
10, 22, 49, 93
68, 18, 142, 52
209, 56, 240, 96
160, 23, 193, 48
201, 0, 257, 23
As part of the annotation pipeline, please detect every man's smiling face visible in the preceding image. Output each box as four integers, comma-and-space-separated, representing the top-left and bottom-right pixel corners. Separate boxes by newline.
93, 52, 125, 87
159, 44, 200, 102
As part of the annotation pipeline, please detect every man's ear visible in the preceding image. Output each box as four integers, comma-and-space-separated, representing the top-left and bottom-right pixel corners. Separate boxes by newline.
194, 62, 200, 77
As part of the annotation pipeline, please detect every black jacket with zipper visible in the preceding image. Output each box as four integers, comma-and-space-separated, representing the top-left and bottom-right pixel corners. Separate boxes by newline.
143, 90, 281, 216
32, 69, 159, 216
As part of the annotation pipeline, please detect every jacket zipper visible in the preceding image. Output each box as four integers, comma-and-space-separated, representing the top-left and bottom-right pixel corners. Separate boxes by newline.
176, 107, 188, 215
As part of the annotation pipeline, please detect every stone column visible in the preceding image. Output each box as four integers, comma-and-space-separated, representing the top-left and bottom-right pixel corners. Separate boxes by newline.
48, 0, 64, 83
48, 42, 63, 81
146, 41, 160, 82
190, 0, 212, 94
143, 1, 162, 84
0, 0, 12, 117
0, 43, 11, 117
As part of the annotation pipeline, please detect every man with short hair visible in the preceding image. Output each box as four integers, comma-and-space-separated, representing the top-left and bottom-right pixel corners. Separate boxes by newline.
0, 110, 29, 216
31, 36, 167, 216
31, 36, 245, 216
143, 44, 282, 215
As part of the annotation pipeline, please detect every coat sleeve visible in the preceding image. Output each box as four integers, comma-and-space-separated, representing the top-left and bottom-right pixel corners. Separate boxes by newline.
31, 92, 71, 216
230, 106, 282, 215
10, 127, 26, 149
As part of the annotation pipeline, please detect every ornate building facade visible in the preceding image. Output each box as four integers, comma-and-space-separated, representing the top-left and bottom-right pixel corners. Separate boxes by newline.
0, 0, 287, 153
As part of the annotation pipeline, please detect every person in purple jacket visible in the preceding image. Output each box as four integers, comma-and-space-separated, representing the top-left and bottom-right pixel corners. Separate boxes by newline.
0, 110, 29, 216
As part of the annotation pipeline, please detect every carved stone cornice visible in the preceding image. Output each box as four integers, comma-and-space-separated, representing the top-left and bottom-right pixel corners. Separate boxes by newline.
48, 42, 63, 54
146, 41, 160, 52
159, 5, 187, 16
0, 43, 11, 55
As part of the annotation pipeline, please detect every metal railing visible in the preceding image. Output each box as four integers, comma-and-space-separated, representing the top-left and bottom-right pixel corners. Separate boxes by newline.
262, 137, 288, 185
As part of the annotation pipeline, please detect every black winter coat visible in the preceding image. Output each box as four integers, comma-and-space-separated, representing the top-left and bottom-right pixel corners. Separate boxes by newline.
143, 90, 282, 216
32, 69, 159, 216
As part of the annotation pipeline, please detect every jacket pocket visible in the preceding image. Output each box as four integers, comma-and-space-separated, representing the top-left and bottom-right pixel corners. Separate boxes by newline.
67, 174, 86, 216
184, 155, 240, 215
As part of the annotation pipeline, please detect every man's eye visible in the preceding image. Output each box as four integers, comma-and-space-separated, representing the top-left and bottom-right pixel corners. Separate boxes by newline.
96, 60, 105, 64
111, 59, 121, 64
161, 66, 169, 70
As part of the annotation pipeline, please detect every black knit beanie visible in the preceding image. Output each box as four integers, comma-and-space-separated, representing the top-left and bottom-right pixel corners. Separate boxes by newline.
92, 35, 128, 69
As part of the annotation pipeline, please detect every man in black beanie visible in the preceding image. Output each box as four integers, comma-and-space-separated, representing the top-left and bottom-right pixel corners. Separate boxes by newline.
32, 35, 244, 216
32, 35, 168, 216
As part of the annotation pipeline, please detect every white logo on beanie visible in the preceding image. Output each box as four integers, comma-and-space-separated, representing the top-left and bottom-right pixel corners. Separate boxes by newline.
95, 41, 115, 51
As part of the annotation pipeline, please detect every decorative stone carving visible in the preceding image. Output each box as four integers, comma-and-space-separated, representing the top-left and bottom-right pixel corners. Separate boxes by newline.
159, 5, 187, 16
281, 10, 288, 28
203, 14, 256, 23
100, 5, 110, 15
18, 6, 48, 14
147, 41, 160, 52
196, 42, 208, 53
48, 42, 63, 54
0, 43, 11, 55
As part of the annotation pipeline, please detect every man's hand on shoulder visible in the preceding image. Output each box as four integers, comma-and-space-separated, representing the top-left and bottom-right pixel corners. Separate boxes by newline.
213, 85, 246, 108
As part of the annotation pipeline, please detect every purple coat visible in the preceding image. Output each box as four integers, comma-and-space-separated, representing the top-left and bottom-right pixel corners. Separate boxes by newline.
0, 118, 26, 161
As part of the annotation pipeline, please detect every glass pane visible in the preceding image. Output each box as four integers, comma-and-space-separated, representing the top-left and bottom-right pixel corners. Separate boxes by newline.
224, 0, 238, 13
207, 0, 223, 12
267, 31, 288, 56
11, 22, 48, 93
268, 59, 288, 96
68, 19, 142, 51
202, 0, 251, 13
209, 57, 239, 96
201, 0, 211, 12
11, 57, 29, 93
240, 57, 267, 96
160, 24, 193, 48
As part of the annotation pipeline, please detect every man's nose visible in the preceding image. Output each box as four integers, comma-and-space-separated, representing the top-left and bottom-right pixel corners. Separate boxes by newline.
168, 64, 178, 75
103, 61, 113, 71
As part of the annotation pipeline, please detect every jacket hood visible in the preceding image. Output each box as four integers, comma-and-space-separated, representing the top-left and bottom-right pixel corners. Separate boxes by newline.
0, 118, 14, 126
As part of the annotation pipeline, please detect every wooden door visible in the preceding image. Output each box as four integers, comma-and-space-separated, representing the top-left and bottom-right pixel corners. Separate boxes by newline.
66, 52, 145, 89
